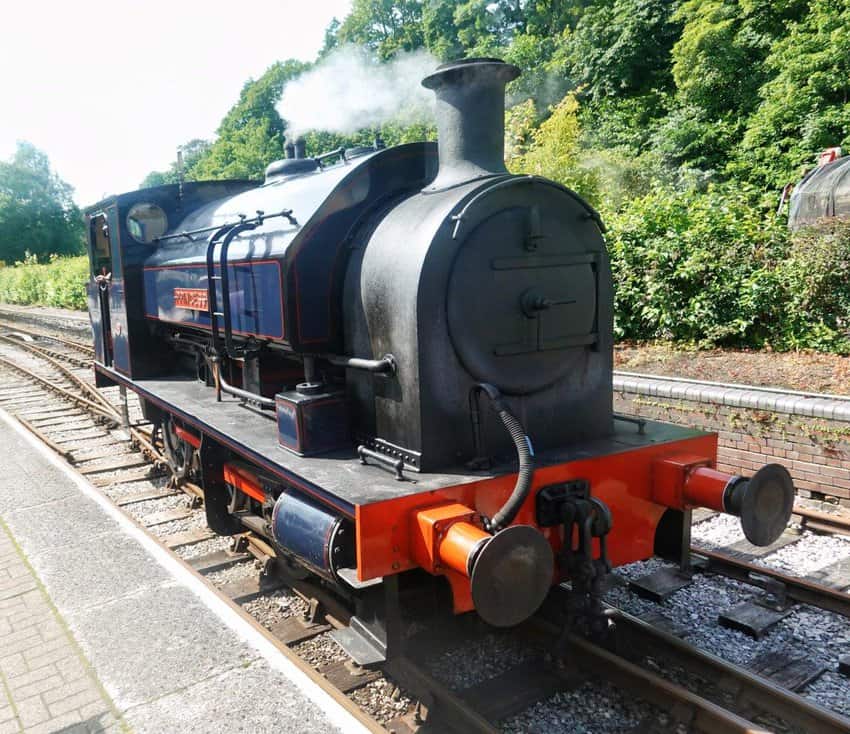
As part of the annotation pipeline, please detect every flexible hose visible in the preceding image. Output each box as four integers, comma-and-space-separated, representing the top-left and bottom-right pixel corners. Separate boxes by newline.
472, 383, 535, 533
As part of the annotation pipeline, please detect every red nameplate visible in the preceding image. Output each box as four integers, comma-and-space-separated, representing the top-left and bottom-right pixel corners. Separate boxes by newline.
173, 288, 209, 311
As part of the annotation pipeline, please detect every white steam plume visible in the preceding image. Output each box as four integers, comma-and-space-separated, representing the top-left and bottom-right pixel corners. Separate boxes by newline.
278, 46, 439, 137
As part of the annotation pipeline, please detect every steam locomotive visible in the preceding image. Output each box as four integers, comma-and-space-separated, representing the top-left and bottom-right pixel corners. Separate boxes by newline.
85, 58, 794, 663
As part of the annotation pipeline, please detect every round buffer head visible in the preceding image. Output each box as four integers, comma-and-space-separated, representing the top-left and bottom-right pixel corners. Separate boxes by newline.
739, 463, 795, 546
470, 525, 554, 627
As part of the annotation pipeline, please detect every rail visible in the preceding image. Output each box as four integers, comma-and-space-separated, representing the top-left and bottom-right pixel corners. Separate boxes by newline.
693, 545, 850, 618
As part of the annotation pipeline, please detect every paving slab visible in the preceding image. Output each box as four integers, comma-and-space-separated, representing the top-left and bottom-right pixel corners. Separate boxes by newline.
0, 519, 117, 734
25, 532, 172, 615
0, 409, 369, 734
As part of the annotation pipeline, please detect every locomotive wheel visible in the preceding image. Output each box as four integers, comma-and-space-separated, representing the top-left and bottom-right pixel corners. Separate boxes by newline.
161, 416, 195, 481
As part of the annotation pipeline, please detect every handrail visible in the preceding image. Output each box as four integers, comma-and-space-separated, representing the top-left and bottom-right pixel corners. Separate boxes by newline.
205, 222, 238, 359
157, 208, 298, 243
219, 222, 258, 358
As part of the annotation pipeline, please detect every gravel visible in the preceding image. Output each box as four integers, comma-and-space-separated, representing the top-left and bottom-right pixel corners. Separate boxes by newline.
69, 444, 135, 461
349, 678, 412, 724
691, 512, 748, 548
242, 590, 308, 627
174, 535, 232, 560
127, 494, 191, 517
146, 510, 208, 538
502, 680, 662, 734
45, 418, 98, 434
751, 533, 850, 578
426, 630, 537, 691
292, 632, 348, 668
205, 560, 260, 586
0, 304, 90, 334
103, 477, 170, 500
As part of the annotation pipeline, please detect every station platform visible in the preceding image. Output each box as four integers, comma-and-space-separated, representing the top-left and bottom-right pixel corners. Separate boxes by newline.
0, 409, 371, 734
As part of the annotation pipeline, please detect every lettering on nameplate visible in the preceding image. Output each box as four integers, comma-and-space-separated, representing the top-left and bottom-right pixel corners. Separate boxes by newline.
174, 288, 209, 311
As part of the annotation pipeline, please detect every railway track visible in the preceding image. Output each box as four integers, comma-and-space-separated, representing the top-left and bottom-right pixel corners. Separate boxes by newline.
0, 315, 849, 732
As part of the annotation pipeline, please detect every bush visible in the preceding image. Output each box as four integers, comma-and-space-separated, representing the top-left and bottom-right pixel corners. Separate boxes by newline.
0, 254, 89, 310
605, 184, 850, 353
511, 94, 601, 206
779, 221, 850, 352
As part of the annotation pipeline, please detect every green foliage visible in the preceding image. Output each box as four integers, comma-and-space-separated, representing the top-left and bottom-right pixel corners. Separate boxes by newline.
605, 185, 850, 352
193, 59, 309, 180
511, 95, 600, 204
139, 139, 212, 188
334, 0, 425, 59
143, 60, 309, 184
0, 142, 84, 263
734, 0, 850, 187
649, 105, 742, 171
580, 92, 671, 153
672, 0, 765, 118
559, 0, 681, 101
778, 221, 850, 351
133, 0, 850, 355
0, 255, 89, 310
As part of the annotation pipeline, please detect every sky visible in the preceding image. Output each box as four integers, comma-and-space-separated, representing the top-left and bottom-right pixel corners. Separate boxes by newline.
0, 0, 352, 206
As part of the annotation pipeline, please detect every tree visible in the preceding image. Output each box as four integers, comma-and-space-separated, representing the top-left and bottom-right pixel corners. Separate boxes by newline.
140, 139, 211, 188
0, 142, 83, 263
319, 18, 342, 58
663, 0, 805, 173
560, 0, 681, 102
734, 0, 850, 187
191, 59, 309, 181
512, 93, 600, 203
333, 0, 425, 59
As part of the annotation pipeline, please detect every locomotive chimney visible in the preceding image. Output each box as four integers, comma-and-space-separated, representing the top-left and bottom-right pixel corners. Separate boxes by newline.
284, 139, 295, 159
421, 57, 520, 190
294, 137, 307, 160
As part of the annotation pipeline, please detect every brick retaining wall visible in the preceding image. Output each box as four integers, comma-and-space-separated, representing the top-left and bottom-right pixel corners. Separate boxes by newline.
613, 374, 850, 508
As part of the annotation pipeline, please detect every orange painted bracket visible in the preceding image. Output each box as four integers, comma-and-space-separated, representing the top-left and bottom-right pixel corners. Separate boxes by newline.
409, 502, 489, 616
652, 454, 710, 509
356, 433, 719, 581
410, 503, 477, 574
444, 569, 475, 614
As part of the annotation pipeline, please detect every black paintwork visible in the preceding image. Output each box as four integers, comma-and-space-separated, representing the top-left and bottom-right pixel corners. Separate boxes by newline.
86, 59, 639, 517
344, 173, 613, 471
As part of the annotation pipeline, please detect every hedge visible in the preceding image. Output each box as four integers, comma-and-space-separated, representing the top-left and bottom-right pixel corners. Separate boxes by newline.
0, 255, 89, 311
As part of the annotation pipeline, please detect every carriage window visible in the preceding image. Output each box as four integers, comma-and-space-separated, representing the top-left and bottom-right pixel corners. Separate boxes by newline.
126, 202, 168, 243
